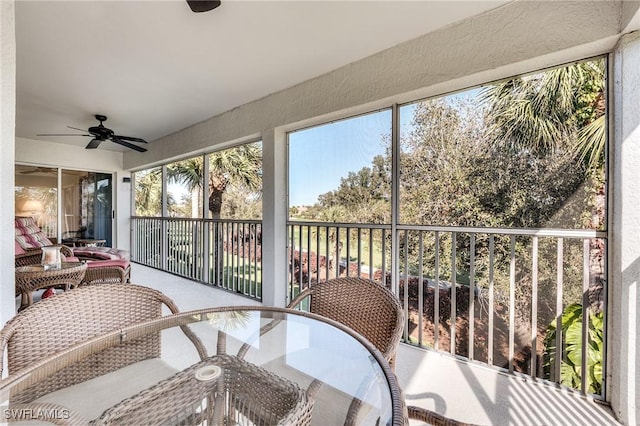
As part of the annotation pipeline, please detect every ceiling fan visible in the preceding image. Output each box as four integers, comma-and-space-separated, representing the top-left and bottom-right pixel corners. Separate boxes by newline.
37, 114, 148, 152
19, 166, 55, 175
186, 0, 221, 13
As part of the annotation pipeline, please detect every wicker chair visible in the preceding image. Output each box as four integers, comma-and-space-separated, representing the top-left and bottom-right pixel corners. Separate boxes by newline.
288, 276, 404, 370
288, 277, 404, 425
0, 283, 206, 403
407, 405, 478, 425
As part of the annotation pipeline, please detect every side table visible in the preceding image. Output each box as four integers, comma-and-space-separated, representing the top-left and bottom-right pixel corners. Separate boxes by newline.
15, 262, 88, 311
62, 238, 107, 248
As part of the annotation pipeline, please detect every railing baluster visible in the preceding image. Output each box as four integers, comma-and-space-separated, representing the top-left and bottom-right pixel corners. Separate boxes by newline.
434, 231, 440, 351
357, 228, 362, 277
369, 228, 374, 281
305, 223, 311, 290
488, 235, 494, 366
531, 236, 539, 378
325, 226, 330, 282
346, 227, 351, 277
336, 226, 341, 279
469, 234, 475, 361
381, 229, 387, 285
418, 231, 424, 346
450, 232, 457, 356
581, 238, 590, 394
509, 235, 516, 373
403, 230, 409, 343
555, 238, 564, 383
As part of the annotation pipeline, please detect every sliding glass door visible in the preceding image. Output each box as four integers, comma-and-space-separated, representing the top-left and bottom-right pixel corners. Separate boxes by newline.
62, 171, 113, 247
15, 166, 113, 247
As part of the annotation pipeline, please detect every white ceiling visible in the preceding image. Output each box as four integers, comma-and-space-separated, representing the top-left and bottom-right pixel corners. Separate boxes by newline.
15, 0, 509, 152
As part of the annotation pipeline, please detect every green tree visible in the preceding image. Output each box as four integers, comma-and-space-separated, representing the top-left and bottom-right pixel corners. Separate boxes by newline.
481, 59, 605, 171
165, 143, 262, 219
317, 154, 391, 224
134, 168, 162, 216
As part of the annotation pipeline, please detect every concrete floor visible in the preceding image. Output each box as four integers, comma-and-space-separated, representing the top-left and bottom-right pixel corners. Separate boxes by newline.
19, 263, 621, 425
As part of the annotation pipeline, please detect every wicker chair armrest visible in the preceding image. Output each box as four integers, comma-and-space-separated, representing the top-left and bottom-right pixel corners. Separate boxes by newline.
15, 245, 73, 267
154, 289, 208, 361
58, 245, 73, 257
0, 322, 16, 376
286, 288, 316, 309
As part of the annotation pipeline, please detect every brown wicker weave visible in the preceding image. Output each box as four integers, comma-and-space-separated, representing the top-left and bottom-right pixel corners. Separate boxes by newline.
81, 262, 131, 285
288, 277, 404, 370
0, 283, 206, 403
15, 262, 88, 310
15, 245, 74, 267
0, 306, 406, 425
407, 405, 478, 426
91, 354, 313, 426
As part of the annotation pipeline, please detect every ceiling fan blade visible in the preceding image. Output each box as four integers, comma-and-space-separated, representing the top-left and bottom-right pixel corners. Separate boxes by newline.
114, 135, 148, 144
186, 0, 221, 13
111, 136, 147, 152
67, 126, 88, 132
38, 133, 91, 137
85, 138, 103, 149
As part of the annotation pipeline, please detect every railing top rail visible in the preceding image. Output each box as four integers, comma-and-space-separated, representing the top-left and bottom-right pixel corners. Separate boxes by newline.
397, 224, 606, 238
131, 216, 262, 225
287, 220, 606, 239
287, 220, 391, 230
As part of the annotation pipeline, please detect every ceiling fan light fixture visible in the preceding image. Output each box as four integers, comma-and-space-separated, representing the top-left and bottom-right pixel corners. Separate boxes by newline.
187, 0, 221, 13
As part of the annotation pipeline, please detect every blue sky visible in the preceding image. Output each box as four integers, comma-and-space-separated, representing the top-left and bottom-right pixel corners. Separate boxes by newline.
287, 103, 425, 207
288, 110, 392, 206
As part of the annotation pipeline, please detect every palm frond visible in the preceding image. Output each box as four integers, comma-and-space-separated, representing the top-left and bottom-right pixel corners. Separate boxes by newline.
574, 115, 606, 170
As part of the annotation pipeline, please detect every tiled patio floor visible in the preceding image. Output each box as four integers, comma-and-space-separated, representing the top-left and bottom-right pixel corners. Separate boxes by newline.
19, 263, 621, 425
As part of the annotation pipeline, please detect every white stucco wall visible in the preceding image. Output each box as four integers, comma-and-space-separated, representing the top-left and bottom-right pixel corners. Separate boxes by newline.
610, 31, 640, 426
0, 0, 15, 326
15, 137, 130, 250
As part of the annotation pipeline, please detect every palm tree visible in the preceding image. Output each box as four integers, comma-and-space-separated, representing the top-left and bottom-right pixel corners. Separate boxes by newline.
164, 144, 262, 286
166, 143, 262, 219
134, 168, 162, 216
481, 59, 606, 392
481, 59, 605, 170
207, 144, 262, 219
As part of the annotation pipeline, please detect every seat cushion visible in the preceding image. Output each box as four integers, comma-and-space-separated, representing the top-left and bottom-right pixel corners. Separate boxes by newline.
73, 246, 130, 261
15, 217, 53, 249
15, 240, 26, 255
85, 259, 130, 269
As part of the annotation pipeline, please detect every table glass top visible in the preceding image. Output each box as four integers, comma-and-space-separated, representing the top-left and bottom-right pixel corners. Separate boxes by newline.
15, 262, 85, 273
0, 307, 399, 426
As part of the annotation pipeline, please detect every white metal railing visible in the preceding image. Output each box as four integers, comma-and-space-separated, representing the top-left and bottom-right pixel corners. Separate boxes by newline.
287, 221, 607, 399
131, 217, 262, 300
131, 217, 606, 397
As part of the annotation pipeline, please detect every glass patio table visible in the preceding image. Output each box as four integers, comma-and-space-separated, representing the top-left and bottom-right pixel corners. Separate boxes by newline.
0, 306, 405, 425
